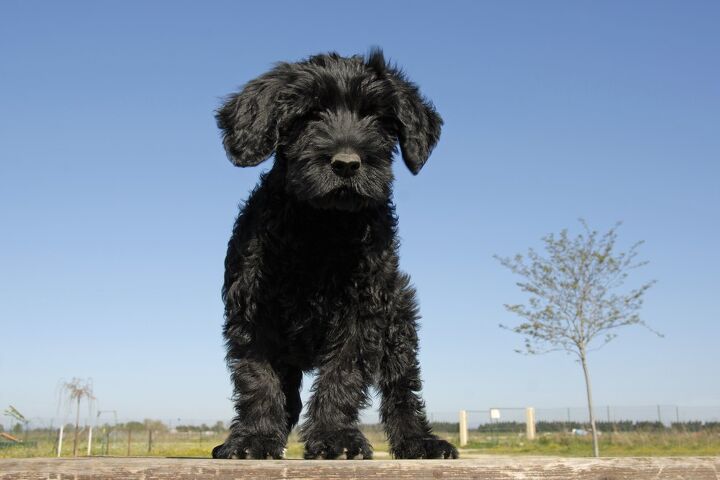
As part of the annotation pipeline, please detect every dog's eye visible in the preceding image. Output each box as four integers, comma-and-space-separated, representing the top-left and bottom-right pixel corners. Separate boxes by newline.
359, 110, 394, 125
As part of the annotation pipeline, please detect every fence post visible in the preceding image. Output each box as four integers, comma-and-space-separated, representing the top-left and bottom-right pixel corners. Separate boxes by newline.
87, 426, 93, 456
458, 410, 468, 447
57, 425, 64, 458
525, 407, 536, 440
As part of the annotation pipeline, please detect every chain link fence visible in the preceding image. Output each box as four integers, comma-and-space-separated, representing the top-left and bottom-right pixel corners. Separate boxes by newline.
2, 406, 719, 455
450, 406, 720, 446
461, 405, 720, 430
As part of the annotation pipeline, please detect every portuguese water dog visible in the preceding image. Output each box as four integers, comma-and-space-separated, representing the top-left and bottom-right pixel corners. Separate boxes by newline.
212, 49, 457, 460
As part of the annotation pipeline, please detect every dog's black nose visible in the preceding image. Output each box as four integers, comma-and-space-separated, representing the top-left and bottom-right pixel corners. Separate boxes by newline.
330, 152, 361, 177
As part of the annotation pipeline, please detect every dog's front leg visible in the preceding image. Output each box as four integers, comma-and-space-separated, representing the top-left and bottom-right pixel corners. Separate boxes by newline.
300, 356, 374, 459
212, 357, 288, 459
379, 284, 459, 459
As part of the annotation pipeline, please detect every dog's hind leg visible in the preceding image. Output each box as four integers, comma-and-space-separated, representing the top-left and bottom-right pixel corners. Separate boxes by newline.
212, 357, 289, 459
378, 279, 459, 459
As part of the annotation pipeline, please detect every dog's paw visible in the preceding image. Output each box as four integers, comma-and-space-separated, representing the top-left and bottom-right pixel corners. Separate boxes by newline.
391, 436, 458, 459
303, 428, 373, 460
212, 436, 285, 460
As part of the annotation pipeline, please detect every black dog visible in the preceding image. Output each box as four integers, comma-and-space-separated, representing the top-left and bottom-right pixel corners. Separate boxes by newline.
212, 49, 457, 460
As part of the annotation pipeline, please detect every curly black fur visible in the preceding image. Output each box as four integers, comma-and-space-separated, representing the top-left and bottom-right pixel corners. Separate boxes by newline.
211, 49, 457, 460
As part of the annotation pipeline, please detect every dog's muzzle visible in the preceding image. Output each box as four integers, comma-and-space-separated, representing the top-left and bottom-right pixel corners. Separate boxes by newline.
330, 152, 361, 178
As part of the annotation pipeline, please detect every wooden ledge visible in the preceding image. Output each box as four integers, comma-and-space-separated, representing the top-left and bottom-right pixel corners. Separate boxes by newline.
1, 456, 719, 479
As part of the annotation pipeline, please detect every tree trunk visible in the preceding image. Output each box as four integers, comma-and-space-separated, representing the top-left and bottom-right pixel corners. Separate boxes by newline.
579, 349, 600, 457
72, 396, 81, 457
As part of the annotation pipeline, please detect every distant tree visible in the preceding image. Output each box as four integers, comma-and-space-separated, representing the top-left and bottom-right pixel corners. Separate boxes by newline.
495, 220, 660, 457
143, 419, 168, 433
211, 421, 226, 433
59, 378, 94, 457
123, 421, 145, 432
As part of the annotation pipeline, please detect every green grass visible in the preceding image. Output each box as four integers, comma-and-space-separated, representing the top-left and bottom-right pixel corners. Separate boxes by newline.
461, 431, 720, 456
2, 429, 718, 459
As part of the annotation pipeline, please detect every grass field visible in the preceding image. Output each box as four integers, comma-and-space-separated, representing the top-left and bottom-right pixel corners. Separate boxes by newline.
2, 427, 719, 458
463, 431, 720, 457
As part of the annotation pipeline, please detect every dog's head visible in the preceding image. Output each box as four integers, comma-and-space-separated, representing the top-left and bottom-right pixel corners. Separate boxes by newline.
217, 49, 442, 211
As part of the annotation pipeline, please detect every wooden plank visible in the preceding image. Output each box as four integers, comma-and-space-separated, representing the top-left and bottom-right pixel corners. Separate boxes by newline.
0, 456, 719, 479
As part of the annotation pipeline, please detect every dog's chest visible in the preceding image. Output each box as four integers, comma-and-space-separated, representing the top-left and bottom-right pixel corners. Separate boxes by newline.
259, 232, 386, 364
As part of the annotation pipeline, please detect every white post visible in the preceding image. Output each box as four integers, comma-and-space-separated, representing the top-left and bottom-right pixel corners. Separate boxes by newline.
57, 425, 64, 457
525, 407, 536, 440
87, 426, 93, 456
458, 410, 468, 447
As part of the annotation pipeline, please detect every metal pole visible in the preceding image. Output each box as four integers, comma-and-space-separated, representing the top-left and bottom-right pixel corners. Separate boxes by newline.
565, 407, 570, 432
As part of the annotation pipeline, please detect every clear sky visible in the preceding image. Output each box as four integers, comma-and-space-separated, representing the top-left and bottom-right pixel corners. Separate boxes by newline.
1, 1, 718, 427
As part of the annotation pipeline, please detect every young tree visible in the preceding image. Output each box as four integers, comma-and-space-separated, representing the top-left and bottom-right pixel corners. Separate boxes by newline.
59, 378, 95, 457
495, 220, 659, 457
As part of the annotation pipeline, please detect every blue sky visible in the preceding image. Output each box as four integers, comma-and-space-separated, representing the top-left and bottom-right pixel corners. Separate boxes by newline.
1, 1, 718, 427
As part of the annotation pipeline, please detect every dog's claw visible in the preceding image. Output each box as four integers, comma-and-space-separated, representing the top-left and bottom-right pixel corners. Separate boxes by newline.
391, 436, 458, 459
212, 438, 285, 460
303, 428, 373, 460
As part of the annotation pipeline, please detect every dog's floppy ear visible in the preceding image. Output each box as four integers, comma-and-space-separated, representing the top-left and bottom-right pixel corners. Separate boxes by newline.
216, 64, 293, 167
383, 58, 443, 175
